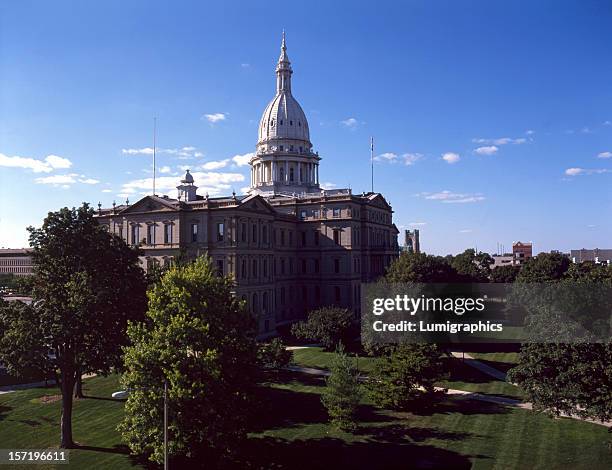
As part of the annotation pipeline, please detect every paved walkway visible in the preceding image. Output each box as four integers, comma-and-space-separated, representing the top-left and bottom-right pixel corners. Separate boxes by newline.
449, 351, 508, 381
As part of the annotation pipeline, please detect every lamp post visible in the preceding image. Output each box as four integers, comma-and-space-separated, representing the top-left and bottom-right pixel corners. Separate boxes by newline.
112, 381, 169, 470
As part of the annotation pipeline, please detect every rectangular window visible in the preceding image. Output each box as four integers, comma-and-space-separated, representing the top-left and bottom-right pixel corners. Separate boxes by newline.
313, 209, 320, 218
280, 230, 285, 246
241, 259, 247, 279
334, 286, 341, 303
314, 230, 319, 246
216, 259, 224, 276
333, 208, 340, 218
252, 224, 257, 243
281, 258, 285, 275
262, 225, 268, 244
334, 259, 340, 274
190, 223, 198, 242
217, 222, 224, 241
300, 210, 306, 220
301, 231, 306, 246
263, 259, 268, 277
252, 259, 258, 278
147, 225, 155, 245
241, 222, 247, 242
131, 225, 140, 245
314, 259, 320, 273
333, 230, 340, 245
164, 224, 173, 244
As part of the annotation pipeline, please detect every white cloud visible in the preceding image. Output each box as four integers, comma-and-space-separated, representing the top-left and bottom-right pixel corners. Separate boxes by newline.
201, 159, 230, 170
604, 121, 612, 126
565, 167, 611, 176
44, 154, 72, 169
34, 173, 99, 187
526, 130, 535, 135
459, 229, 473, 233
408, 222, 427, 227
474, 145, 498, 156
119, 171, 245, 198
472, 137, 526, 145
374, 152, 422, 165
102, 189, 113, 193
340, 117, 359, 128
442, 152, 460, 164
597, 151, 612, 159
159, 166, 172, 174
240, 186, 251, 194
241, 63, 250, 68
231, 152, 254, 167
122, 146, 202, 160
78, 178, 100, 185
320, 182, 337, 190
418, 190, 485, 204
202, 113, 227, 123
0, 153, 73, 173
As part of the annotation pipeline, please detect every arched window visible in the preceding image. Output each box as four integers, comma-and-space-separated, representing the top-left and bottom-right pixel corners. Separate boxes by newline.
289, 167, 294, 182
262, 292, 268, 312
252, 293, 258, 314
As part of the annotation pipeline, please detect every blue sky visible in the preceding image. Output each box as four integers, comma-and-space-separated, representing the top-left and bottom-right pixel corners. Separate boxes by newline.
1, 0, 611, 255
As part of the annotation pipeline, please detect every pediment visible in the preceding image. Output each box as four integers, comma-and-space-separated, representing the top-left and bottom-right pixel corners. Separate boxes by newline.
238, 195, 276, 214
367, 194, 392, 210
118, 196, 178, 214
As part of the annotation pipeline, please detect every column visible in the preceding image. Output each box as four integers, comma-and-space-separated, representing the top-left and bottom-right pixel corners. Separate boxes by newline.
315, 164, 319, 184
298, 163, 302, 185
272, 161, 276, 183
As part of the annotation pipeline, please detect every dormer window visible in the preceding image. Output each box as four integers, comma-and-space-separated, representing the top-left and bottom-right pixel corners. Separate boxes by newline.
279, 145, 284, 151
299, 146, 303, 153
289, 145, 294, 151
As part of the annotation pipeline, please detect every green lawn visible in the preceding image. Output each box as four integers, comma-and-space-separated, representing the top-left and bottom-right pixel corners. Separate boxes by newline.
292, 346, 524, 399
292, 347, 377, 373
0, 375, 143, 470
467, 351, 520, 374
248, 372, 612, 469
1, 364, 610, 469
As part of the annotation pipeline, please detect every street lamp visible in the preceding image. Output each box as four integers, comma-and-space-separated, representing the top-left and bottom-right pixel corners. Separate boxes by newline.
112, 380, 169, 470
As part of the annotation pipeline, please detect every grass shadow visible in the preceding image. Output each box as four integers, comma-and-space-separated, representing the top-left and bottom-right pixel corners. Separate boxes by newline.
0, 404, 12, 422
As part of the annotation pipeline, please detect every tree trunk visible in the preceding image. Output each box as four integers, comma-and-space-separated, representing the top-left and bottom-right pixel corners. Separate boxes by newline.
60, 368, 76, 448
74, 370, 83, 399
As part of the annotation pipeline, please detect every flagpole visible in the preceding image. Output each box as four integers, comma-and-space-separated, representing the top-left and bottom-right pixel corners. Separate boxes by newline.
153, 117, 157, 196
370, 136, 374, 193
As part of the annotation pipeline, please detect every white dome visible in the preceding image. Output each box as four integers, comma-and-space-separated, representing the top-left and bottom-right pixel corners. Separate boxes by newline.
258, 92, 310, 143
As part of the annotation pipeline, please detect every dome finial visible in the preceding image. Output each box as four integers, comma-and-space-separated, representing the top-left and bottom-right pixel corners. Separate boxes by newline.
281, 30, 286, 51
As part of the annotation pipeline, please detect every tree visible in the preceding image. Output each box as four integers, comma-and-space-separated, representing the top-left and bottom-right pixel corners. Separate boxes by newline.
490, 264, 520, 283
508, 343, 612, 422
321, 343, 361, 431
119, 256, 259, 466
257, 337, 292, 370
508, 257, 612, 422
366, 344, 446, 411
291, 306, 354, 351
386, 252, 459, 283
0, 204, 147, 448
451, 249, 494, 282
0, 299, 56, 383
516, 252, 570, 282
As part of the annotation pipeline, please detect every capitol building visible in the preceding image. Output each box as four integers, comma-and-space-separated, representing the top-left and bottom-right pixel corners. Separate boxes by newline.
97, 34, 399, 336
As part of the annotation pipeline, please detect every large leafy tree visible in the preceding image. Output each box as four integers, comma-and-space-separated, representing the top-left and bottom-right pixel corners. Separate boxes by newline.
291, 306, 354, 351
451, 249, 494, 282
509, 257, 612, 422
119, 256, 259, 466
365, 344, 446, 411
0, 204, 147, 448
515, 252, 570, 282
386, 252, 459, 283
490, 264, 520, 283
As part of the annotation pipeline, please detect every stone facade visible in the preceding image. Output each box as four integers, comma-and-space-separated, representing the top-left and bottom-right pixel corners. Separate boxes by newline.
95, 34, 399, 336
0, 249, 34, 277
